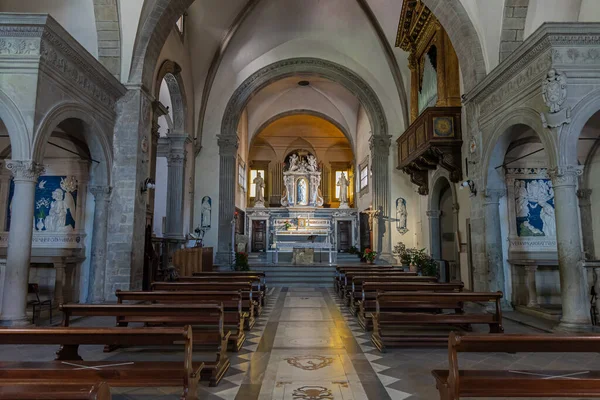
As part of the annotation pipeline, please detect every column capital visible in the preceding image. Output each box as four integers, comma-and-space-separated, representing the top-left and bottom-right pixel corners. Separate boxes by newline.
369, 134, 392, 155
426, 209, 441, 218
89, 186, 112, 201
167, 152, 185, 167
548, 165, 583, 187
217, 135, 239, 156
5, 160, 44, 182
484, 188, 506, 204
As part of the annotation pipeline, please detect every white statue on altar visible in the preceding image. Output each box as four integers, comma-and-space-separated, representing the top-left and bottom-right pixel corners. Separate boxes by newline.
253, 172, 266, 208
289, 154, 300, 171
337, 172, 349, 208
307, 154, 318, 172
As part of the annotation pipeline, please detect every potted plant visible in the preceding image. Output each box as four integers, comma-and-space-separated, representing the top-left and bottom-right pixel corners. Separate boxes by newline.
283, 220, 292, 230
233, 251, 250, 271
363, 248, 377, 264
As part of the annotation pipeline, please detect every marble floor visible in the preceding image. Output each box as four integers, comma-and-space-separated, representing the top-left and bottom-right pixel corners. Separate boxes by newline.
4, 287, 600, 399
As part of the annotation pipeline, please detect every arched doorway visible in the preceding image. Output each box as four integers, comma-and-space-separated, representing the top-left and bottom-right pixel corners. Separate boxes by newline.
429, 172, 459, 282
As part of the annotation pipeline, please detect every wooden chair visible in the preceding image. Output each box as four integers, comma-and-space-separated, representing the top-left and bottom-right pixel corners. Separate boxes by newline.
0, 327, 202, 399
371, 291, 504, 351
0, 382, 111, 400
27, 283, 52, 325
60, 303, 229, 387
432, 332, 600, 399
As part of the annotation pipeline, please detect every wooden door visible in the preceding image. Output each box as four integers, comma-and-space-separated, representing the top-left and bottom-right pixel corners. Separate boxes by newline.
337, 221, 351, 252
252, 220, 266, 252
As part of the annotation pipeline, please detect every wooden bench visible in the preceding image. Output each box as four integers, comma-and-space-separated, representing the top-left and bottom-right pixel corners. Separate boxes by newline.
192, 272, 267, 305
356, 282, 464, 330
116, 290, 246, 352
152, 281, 259, 328
60, 304, 229, 386
371, 291, 504, 351
0, 382, 111, 400
0, 327, 203, 399
432, 332, 600, 399
347, 275, 440, 313
334, 266, 398, 295
341, 274, 434, 306
179, 275, 265, 307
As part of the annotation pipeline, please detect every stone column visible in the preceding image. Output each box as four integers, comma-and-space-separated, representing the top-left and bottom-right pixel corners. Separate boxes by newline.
88, 186, 111, 303
0, 171, 11, 229
216, 135, 239, 264
370, 134, 392, 263
483, 189, 511, 309
164, 134, 190, 239
525, 265, 539, 308
106, 87, 153, 297
0, 160, 44, 325
53, 260, 66, 306
427, 210, 441, 260
550, 166, 591, 331
577, 189, 595, 260
149, 102, 168, 228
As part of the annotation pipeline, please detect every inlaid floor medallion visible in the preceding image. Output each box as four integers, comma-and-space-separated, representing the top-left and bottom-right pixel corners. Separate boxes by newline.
285, 355, 335, 371
292, 385, 334, 400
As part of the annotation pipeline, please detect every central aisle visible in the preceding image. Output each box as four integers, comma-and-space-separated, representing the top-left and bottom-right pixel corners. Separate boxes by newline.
238, 287, 406, 400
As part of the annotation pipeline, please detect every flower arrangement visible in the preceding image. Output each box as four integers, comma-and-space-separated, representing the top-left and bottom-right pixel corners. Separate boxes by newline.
283, 220, 293, 230
363, 248, 377, 263
234, 251, 250, 271
393, 242, 439, 277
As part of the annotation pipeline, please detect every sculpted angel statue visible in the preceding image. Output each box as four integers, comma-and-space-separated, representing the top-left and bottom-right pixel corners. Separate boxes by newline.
542, 69, 567, 113
306, 155, 318, 172
288, 154, 300, 171
44, 189, 73, 232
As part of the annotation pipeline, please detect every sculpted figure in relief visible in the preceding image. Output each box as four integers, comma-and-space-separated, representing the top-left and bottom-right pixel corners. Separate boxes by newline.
542, 69, 567, 113
44, 189, 72, 232
306, 155, 318, 172
288, 154, 300, 171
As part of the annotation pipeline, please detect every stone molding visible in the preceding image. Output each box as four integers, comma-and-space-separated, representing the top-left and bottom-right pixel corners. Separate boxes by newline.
549, 165, 583, 187
0, 14, 126, 112
464, 23, 600, 108
93, 0, 121, 80
217, 135, 239, 156
89, 185, 112, 201
5, 160, 44, 182
426, 210, 441, 218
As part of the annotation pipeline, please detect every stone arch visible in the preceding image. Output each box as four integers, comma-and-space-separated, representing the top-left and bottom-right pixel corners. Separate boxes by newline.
93, 0, 122, 79
0, 88, 30, 161
155, 60, 187, 135
428, 169, 459, 262
32, 102, 112, 186
482, 107, 557, 190
421, 0, 487, 89
561, 88, 600, 167
251, 109, 355, 152
499, 0, 530, 62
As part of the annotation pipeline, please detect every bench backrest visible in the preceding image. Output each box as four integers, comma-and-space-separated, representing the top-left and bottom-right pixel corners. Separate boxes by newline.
192, 271, 265, 278
116, 290, 243, 313
361, 282, 463, 301
177, 276, 261, 284
151, 281, 253, 294
376, 291, 503, 314
348, 275, 436, 287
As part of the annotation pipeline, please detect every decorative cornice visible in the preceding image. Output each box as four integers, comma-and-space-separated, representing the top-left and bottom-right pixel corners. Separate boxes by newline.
0, 14, 126, 110
369, 134, 392, 155
464, 23, 600, 105
217, 134, 239, 156
548, 165, 583, 187
5, 160, 45, 182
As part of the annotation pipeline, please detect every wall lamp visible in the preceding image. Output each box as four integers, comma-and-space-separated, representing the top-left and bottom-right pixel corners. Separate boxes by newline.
141, 178, 156, 194
460, 180, 477, 197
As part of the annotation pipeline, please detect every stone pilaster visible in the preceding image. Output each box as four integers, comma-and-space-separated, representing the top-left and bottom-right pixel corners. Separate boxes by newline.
53, 260, 66, 306
88, 186, 111, 303
525, 265, 539, 308
0, 160, 44, 325
216, 135, 239, 264
550, 166, 591, 331
369, 134, 392, 262
577, 188, 595, 260
164, 134, 190, 239
106, 87, 153, 298
483, 189, 511, 309
427, 210, 442, 260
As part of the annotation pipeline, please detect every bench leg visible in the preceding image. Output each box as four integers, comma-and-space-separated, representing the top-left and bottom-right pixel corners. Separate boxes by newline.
489, 322, 504, 333
55, 344, 82, 361
435, 380, 452, 400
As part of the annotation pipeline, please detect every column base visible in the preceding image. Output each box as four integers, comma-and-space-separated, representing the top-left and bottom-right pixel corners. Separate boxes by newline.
553, 320, 594, 333
486, 299, 513, 313
0, 317, 33, 327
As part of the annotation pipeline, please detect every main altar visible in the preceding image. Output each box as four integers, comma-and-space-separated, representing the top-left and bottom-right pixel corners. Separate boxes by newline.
245, 152, 358, 264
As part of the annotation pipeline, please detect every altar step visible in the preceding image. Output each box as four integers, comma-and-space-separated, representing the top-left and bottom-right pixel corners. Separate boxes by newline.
249, 265, 336, 287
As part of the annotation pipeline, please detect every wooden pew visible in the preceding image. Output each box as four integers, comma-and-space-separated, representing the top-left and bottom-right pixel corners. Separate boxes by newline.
116, 290, 246, 351
179, 275, 266, 307
356, 282, 464, 330
347, 275, 439, 312
371, 291, 504, 351
341, 274, 434, 306
0, 382, 111, 400
432, 332, 600, 399
152, 281, 259, 328
60, 304, 229, 386
191, 271, 267, 305
0, 327, 202, 399
334, 266, 398, 295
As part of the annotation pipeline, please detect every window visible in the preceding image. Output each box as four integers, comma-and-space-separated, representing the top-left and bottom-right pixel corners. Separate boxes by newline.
359, 157, 369, 196
176, 15, 185, 35
238, 159, 246, 191
335, 170, 349, 200
250, 169, 265, 197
